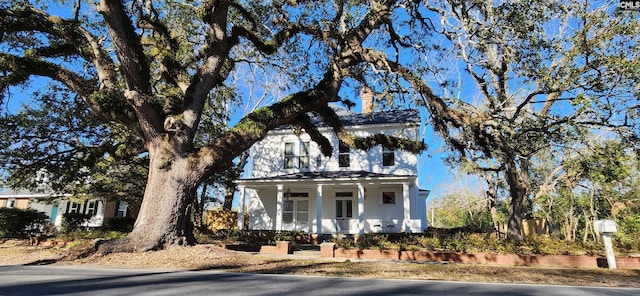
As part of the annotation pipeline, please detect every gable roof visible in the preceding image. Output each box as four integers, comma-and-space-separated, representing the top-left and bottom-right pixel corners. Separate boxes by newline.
275, 108, 420, 130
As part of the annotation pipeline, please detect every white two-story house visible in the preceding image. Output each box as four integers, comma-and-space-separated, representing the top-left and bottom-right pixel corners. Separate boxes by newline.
236, 106, 429, 236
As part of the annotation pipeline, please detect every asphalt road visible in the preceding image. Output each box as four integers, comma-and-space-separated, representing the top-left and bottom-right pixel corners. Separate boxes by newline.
0, 265, 638, 296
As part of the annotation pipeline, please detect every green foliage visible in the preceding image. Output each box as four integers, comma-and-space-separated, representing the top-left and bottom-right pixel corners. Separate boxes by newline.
617, 214, 640, 253
0, 207, 48, 238
428, 190, 499, 231
61, 213, 92, 233
533, 140, 640, 243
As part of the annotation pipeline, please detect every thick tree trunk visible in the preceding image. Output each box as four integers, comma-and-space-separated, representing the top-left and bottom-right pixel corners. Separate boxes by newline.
505, 160, 529, 241
484, 173, 501, 234
99, 145, 198, 252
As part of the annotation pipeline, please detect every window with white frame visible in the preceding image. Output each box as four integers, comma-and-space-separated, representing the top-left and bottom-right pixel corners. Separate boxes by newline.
8, 199, 16, 208
300, 141, 309, 169
282, 192, 309, 226
338, 141, 350, 167
382, 191, 396, 205
335, 192, 353, 218
116, 202, 128, 217
284, 142, 296, 169
382, 147, 395, 166
86, 200, 97, 216
284, 141, 310, 169
68, 201, 80, 213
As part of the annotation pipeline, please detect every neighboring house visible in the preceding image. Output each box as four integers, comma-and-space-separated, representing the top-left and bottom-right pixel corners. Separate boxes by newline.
236, 105, 430, 236
0, 188, 136, 229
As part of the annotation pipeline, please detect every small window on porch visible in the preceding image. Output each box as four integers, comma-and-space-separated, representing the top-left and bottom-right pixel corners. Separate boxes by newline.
382, 191, 396, 204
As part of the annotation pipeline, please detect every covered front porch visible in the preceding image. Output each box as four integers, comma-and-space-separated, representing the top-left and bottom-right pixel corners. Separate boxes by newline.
236, 171, 428, 235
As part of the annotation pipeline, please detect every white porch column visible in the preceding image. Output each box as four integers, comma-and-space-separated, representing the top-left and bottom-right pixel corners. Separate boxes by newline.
96, 199, 105, 226
403, 182, 411, 232
275, 184, 284, 231
357, 183, 365, 234
237, 185, 246, 230
316, 184, 323, 234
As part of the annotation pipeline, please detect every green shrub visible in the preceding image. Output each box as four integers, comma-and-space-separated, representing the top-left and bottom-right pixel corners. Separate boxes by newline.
104, 217, 135, 232
416, 236, 440, 250
61, 213, 92, 233
333, 234, 356, 249
0, 207, 49, 238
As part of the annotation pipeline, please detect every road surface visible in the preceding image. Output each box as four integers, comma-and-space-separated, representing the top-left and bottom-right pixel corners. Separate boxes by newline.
0, 265, 638, 296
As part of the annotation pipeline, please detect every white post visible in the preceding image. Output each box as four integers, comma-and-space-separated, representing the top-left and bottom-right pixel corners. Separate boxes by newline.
275, 184, 283, 231
316, 184, 323, 234
602, 233, 617, 269
357, 183, 365, 234
403, 182, 411, 233
237, 186, 245, 230
594, 219, 618, 269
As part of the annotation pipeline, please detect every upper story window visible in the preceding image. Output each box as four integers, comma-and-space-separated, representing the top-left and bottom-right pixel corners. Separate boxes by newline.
284, 142, 295, 169
383, 147, 395, 166
300, 141, 309, 169
338, 141, 350, 167
284, 141, 310, 169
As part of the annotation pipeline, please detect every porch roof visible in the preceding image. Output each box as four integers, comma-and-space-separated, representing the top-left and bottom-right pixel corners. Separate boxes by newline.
236, 170, 415, 186
273, 108, 420, 131
0, 188, 68, 199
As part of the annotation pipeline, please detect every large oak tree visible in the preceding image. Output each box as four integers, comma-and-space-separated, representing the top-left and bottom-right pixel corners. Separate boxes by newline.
0, 0, 427, 251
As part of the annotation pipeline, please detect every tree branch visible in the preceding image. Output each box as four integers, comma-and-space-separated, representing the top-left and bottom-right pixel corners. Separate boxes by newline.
97, 0, 151, 93
0, 6, 119, 89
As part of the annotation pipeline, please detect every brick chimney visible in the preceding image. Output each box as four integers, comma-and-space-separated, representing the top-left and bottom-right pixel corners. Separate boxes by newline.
361, 86, 374, 114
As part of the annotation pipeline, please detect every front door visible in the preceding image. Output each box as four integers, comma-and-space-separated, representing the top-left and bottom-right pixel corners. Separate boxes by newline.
282, 193, 309, 232
335, 192, 354, 233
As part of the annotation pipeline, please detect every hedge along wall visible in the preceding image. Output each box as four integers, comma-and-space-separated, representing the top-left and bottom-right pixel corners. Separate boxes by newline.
204, 210, 249, 231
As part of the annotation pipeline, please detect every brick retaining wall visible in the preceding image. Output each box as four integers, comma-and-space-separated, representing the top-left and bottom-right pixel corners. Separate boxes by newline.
320, 244, 640, 269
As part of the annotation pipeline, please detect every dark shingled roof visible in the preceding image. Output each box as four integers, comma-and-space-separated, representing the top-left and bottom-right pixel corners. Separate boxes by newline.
239, 171, 415, 182
275, 108, 420, 130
